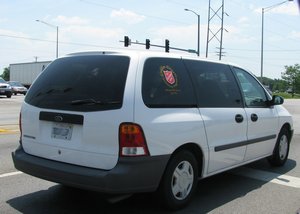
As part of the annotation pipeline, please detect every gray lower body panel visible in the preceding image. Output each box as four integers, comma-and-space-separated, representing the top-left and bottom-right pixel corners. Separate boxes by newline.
12, 146, 170, 194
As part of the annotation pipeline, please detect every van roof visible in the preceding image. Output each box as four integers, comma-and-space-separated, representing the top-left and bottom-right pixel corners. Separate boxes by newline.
65, 49, 240, 68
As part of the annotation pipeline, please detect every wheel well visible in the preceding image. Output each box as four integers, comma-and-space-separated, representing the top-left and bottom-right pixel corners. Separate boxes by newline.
281, 123, 292, 141
172, 143, 204, 178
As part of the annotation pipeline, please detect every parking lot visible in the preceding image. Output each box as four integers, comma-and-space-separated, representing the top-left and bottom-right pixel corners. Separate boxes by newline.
0, 95, 300, 213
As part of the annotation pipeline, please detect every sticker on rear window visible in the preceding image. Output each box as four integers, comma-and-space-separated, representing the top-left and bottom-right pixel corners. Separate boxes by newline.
160, 66, 178, 88
160, 65, 180, 95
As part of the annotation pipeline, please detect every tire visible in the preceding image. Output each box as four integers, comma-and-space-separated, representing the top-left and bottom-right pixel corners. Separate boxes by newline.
6, 94, 12, 98
158, 150, 198, 210
268, 128, 290, 167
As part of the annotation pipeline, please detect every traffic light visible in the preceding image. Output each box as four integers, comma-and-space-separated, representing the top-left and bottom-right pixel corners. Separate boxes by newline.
124, 36, 130, 47
146, 39, 150, 49
165, 39, 169, 52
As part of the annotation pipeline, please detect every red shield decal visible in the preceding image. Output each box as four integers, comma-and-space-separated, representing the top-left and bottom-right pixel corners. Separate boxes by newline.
163, 70, 176, 85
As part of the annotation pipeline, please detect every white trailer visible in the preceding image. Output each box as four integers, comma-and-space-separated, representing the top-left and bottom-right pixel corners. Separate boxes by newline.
10, 61, 51, 87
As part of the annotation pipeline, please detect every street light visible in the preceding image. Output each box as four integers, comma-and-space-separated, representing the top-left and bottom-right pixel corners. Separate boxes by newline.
184, 8, 200, 57
260, 0, 293, 79
36, 20, 59, 58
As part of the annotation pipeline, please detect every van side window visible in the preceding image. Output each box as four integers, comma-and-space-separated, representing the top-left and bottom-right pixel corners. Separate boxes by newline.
233, 67, 268, 107
184, 60, 243, 108
142, 58, 197, 108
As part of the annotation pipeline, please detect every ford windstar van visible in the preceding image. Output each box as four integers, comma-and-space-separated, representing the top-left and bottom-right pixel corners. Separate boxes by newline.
12, 50, 293, 210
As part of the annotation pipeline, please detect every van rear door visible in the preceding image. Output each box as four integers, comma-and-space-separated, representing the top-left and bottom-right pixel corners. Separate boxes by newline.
21, 54, 132, 170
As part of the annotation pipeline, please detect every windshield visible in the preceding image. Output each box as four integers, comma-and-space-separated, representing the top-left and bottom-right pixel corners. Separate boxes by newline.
8, 81, 23, 87
25, 55, 130, 112
0, 78, 6, 83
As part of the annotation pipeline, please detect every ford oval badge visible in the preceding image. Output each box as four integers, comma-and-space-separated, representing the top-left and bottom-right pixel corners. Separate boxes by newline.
54, 115, 63, 122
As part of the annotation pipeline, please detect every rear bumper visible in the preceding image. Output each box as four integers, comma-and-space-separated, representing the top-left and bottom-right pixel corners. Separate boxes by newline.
12, 146, 170, 194
13, 90, 27, 94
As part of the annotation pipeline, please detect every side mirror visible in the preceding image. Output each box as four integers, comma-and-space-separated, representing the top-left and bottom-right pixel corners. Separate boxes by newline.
269, 95, 284, 106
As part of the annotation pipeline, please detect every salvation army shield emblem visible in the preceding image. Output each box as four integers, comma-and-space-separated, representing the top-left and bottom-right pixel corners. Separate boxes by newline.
160, 66, 178, 88
163, 70, 175, 85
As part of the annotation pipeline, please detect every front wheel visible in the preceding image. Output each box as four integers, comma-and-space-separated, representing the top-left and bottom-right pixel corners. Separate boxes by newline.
158, 150, 198, 210
268, 128, 290, 166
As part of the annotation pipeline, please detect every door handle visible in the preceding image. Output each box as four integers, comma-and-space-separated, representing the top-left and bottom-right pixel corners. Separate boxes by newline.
235, 114, 244, 123
251, 114, 258, 122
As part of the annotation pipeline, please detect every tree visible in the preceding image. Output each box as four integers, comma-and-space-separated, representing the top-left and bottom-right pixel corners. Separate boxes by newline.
282, 64, 300, 97
257, 76, 287, 93
1, 67, 10, 81
272, 79, 288, 92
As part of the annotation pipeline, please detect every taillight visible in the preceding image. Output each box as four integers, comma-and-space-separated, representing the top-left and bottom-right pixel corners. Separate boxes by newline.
19, 112, 22, 145
119, 123, 150, 157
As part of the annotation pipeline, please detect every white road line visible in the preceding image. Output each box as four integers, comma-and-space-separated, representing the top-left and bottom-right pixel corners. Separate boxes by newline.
232, 167, 300, 188
0, 171, 23, 178
1, 168, 300, 189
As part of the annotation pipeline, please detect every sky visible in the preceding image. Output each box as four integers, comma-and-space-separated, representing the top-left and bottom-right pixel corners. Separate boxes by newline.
0, 0, 299, 79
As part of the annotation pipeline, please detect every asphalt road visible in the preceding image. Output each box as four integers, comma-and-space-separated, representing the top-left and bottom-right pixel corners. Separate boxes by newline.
0, 95, 300, 214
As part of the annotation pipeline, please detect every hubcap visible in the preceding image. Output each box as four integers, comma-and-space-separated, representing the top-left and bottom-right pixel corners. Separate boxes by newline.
171, 161, 194, 200
279, 135, 288, 160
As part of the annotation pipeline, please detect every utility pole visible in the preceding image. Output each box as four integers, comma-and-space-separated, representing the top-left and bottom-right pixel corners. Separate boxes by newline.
219, 0, 225, 60
36, 20, 59, 58
206, 0, 227, 60
260, 0, 293, 78
184, 9, 200, 57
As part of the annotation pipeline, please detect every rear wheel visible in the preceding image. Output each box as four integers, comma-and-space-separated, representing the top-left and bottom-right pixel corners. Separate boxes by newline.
268, 128, 290, 166
158, 150, 198, 210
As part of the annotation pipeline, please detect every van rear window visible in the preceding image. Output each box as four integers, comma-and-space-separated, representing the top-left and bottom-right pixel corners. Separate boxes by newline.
25, 55, 130, 112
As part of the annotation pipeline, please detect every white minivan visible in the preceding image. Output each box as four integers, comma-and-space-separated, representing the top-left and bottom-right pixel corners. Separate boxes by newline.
13, 50, 293, 210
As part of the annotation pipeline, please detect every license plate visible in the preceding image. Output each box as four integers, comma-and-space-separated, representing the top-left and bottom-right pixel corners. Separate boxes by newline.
0, 90, 4, 93
51, 123, 73, 140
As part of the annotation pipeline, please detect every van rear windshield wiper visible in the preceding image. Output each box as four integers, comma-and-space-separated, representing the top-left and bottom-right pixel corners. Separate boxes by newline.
70, 99, 121, 106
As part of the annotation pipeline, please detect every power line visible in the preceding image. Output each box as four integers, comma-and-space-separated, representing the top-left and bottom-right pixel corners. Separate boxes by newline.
0, 34, 116, 49
226, 48, 300, 52
164, 0, 198, 8
79, 0, 189, 25
0, 34, 55, 43
265, 13, 300, 31
3, 34, 298, 57
264, 29, 300, 45
226, 0, 250, 11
